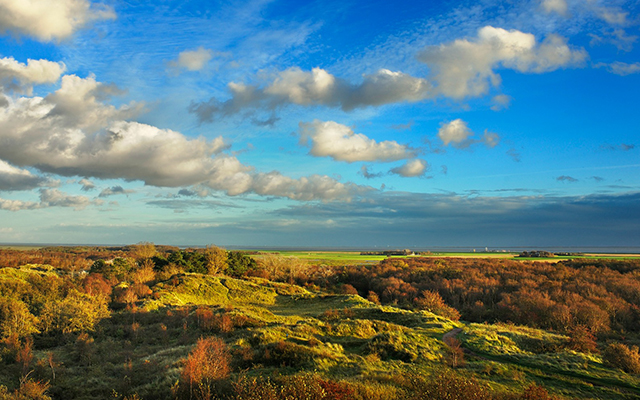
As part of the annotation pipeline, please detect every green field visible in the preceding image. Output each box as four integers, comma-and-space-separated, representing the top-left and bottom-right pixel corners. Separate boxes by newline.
250, 250, 640, 266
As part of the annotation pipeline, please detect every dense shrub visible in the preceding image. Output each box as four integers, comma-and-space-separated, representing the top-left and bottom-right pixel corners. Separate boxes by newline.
603, 343, 640, 374
178, 336, 231, 399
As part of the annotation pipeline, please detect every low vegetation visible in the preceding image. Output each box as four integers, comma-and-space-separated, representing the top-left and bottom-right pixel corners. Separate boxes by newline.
0, 245, 639, 399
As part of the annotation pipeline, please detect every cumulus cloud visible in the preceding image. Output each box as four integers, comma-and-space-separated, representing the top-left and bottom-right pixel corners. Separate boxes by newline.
438, 119, 501, 149
0, 73, 368, 201
189, 67, 432, 123
0, 160, 53, 191
190, 26, 587, 120
418, 26, 587, 98
0, 0, 115, 42
168, 47, 213, 72
596, 61, 640, 76
299, 120, 416, 163
390, 159, 428, 177
438, 119, 473, 147
0, 57, 65, 93
251, 172, 371, 201
99, 185, 135, 197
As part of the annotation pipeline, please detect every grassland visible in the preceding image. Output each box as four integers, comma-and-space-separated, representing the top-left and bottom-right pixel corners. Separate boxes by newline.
250, 250, 640, 266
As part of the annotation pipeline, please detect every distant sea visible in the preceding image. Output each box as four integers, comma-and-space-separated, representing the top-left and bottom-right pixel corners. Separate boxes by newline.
2, 243, 639, 254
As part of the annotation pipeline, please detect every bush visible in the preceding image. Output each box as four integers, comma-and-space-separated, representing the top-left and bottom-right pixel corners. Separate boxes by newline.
603, 342, 640, 373
365, 333, 417, 362
261, 340, 314, 367
178, 336, 231, 399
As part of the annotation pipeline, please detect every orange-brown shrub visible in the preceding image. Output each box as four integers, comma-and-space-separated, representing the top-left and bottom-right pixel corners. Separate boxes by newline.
179, 336, 231, 399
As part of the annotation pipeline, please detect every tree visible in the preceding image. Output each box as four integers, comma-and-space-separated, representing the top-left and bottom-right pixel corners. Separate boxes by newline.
414, 290, 461, 321
225, 252, 257, 278
131, 242, 157, 261
0, 297, 39, 340
39, 290, 109, 334
444, 336, 465, 368
203, 246, 228, 275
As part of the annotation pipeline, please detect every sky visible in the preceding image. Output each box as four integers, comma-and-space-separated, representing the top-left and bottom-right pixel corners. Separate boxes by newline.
0, 0, 639, 250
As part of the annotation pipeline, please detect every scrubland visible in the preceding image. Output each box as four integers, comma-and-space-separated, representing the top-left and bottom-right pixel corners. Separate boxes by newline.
1, 245, 640, 399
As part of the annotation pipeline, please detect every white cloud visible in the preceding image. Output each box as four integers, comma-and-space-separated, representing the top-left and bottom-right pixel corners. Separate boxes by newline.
251, 172, 370, 201
596, 61, 640, 76
0, 160, 54, 191
438, 119, 473, 147
0, 57, 65, 93
168, 47, 213, 72
390, 159, 428, 177
299, 120, 416, 163
0, 0, 115, 42
190, 67, 432, 123
0, 73, 369, 201
438, 119, 500, 149
418, 26, 587, 98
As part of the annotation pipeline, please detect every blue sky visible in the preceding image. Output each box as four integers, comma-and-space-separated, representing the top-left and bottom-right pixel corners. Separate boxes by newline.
0, 0, 638, 249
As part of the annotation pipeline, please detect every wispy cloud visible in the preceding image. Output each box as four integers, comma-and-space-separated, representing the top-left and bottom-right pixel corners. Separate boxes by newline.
596, 61, 640, 76
600, 143, 636, 151
556, 175, 578, 182
99, 186, 135, 198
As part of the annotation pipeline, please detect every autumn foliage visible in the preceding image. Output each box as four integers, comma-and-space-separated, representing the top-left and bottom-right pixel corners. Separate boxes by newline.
179, 336, 231, 400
